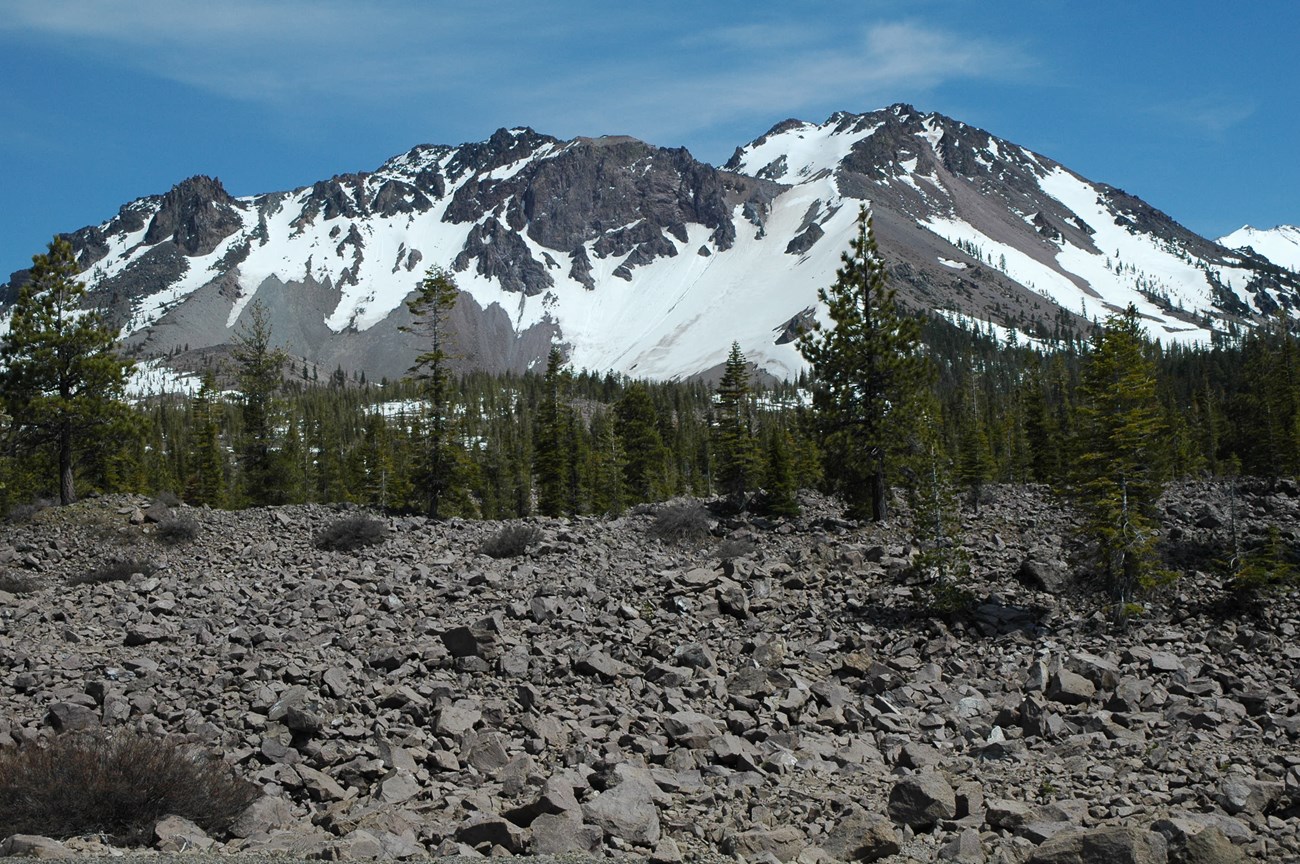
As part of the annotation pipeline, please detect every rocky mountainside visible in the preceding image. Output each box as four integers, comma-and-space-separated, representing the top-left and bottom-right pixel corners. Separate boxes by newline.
3, 106, 1299, 383
0, 483, 1297, 862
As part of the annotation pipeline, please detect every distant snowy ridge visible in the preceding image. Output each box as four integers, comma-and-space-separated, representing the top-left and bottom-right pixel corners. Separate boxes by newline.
4, 105, 1297, 385
1219, 225, 1300, 273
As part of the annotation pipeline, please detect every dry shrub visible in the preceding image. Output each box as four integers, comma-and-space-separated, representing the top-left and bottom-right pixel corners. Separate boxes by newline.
0, 571, 40, 595
648, 501, 712, 545
156, 516, 200, 546
714, 538, 757, 562
69, 558, 157, 587
480, 524, 542, 559
0, 730, 259, 845
314, 514, 390, 552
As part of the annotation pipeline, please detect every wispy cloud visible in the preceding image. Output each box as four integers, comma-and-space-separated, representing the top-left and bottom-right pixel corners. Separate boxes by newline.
1146, 93, 1258, 137
2, 2, 1032, 155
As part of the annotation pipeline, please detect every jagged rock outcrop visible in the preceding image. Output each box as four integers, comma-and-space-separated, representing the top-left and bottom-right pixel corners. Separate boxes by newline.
5, 106, 1298, 383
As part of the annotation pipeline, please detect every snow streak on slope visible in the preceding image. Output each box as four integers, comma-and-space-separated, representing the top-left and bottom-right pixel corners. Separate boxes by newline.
732, 117, 877, 182
1220, 225, 1300, 272
1036, 168, 1215, 340
15, 105, 1299, 388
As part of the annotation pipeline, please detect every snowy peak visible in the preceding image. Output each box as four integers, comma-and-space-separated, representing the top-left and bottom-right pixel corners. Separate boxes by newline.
3, 106, 1298, 385
1219, 225, 1300, 272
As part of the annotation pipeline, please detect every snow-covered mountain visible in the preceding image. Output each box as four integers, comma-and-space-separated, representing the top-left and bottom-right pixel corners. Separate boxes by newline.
1219, 225, 1300, 274
4, 105, 1297, 383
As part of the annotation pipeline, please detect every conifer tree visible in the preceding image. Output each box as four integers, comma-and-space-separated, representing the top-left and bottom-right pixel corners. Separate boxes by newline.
534, 346, 573, 516
955, 395, 995, 511
1072, 305, 1170, 605
0, 236, 132, 504
615, 383, 672, 502
589, 409, 625, 515
232, 301, 291, 506
401, 265, 461, 519
762, 426, 800, 517
185, 370, 227, 506
713, 341, 764, 506
797, 206, 925, 520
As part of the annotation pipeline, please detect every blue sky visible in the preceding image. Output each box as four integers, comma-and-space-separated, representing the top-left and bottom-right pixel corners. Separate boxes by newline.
1, 0, 1295, 275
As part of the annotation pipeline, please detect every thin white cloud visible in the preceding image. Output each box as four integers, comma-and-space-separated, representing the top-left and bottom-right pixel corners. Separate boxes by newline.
1147, 93, 1257, 137
511, 21, 1032, 149
3, 3, 1032, 155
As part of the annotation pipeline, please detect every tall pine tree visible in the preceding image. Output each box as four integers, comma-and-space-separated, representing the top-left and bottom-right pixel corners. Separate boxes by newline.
0, 237, 131, 504
1072, 305, 1170, 604
713, 341, 763, 506
401, 265, 462, 518
797, 206, 925, 521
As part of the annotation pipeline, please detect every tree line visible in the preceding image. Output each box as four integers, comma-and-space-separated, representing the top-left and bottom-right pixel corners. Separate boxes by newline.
2, 224, 1298, 604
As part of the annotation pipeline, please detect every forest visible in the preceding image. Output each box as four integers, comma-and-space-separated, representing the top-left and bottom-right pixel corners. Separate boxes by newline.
2, 223, 1298, 602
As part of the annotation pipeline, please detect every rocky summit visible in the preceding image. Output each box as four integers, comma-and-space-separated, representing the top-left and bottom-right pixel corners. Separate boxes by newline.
1, 481, 1298, 862
6, 106, 1298, 384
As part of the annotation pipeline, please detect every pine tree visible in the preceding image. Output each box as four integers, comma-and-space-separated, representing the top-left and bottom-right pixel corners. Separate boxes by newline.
232, 301, 291, 506
615, 383, 672, 502
797, 206, 925, 520
401, 265, 461, 519
185, 370, 227, 506
534, 346, 573, 516
713, 341, 764, 506
762, 426, 800, 517
1072, 305, 1170, 605
955, 393, 995, 511
0, 236, 132, 504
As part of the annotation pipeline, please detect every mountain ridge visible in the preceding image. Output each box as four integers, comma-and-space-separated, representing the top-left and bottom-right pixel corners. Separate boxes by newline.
4, 104, 1298, 384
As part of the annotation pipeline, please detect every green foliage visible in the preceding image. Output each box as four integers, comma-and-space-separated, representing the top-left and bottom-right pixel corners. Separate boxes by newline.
479, 523, 543, 559
760, 427, 800, 517
648, 500, 712, 545
0, 729, 259, 844
534, 347, 575, 516
713, 342, 764, 505
232, 301, 292, 506
0, 237, 132, 505
1227, 525, 1296, 599
798, 207, 927, 521
401, 266, 462, 518
615, 383, 673, 502
313, 514, 390, 552
1071, 306, 1172, 603
183, 370, 227, 507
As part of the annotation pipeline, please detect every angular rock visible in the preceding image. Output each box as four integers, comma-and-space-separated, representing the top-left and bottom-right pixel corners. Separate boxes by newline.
153, 815, 214, 853
1027, 826, 1167, 864
823, 810, 900, 862
888, 772, 958, 830
0, 835, 71, 859
939, 828, 986, 863
1047, 669, 1096, 706
727, 825, 806, 863
229, 795, 297, 839
663, 710, 721, 749
582, 777, 661, 846
530, 813, 603, 855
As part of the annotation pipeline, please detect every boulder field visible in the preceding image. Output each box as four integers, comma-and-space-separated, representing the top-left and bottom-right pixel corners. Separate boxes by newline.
0, 481, 1296, 862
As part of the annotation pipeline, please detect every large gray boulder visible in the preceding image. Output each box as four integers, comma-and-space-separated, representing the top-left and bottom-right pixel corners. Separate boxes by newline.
888, 772, 957, 830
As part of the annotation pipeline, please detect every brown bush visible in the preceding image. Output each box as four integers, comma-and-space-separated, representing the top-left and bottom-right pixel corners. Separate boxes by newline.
0, 730, 258, 845
313, 514, 390, 552
68, 558, 157, 587
648, 501, 712, 545
479, 523, 542, 559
